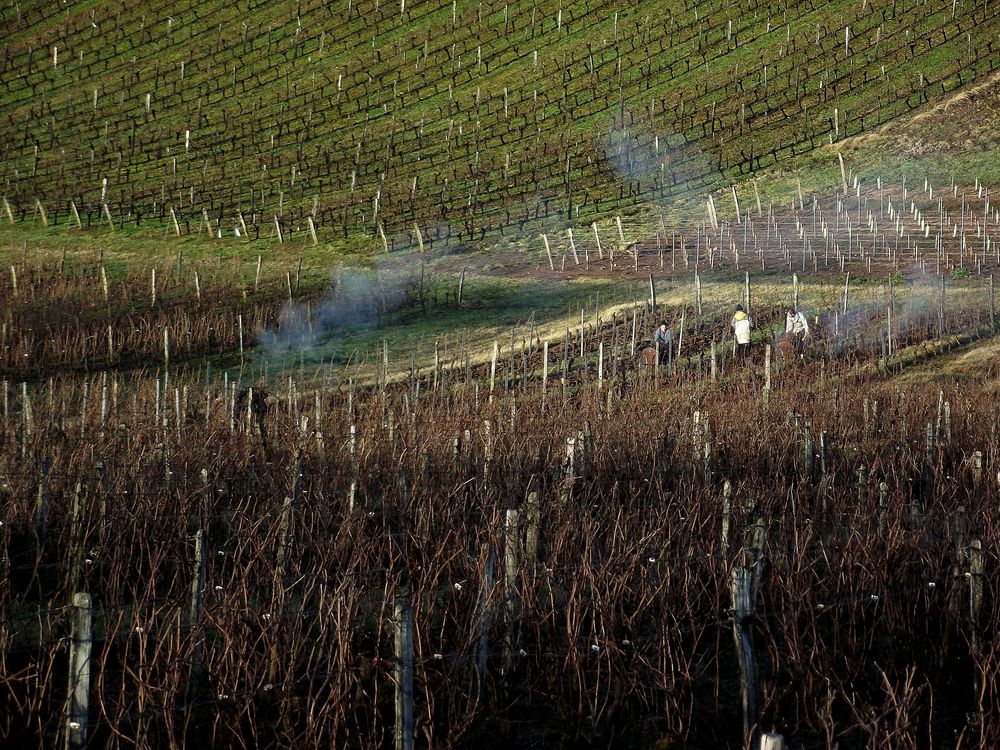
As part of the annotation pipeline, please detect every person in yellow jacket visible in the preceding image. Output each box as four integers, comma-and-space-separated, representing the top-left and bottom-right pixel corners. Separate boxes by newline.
730, 305, 753, 359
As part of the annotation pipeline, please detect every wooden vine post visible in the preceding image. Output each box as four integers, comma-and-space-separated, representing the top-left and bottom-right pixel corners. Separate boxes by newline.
393, 596, 415, 750
731, 511, 766, 743
65, 592, 92, 750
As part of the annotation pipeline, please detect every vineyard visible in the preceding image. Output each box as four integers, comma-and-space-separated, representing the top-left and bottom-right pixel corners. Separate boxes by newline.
3, 0, 1000, 747
0, 257, 998, 748
2, 0, 1000, 245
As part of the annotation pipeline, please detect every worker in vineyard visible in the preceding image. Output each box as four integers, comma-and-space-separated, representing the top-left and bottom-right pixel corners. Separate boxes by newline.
730, 305, 753, 359
785, 306, 810, 355
652, 320, 673, 366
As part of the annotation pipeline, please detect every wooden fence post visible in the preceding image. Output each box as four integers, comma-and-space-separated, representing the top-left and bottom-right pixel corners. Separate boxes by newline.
65, 592, 92, 750
394, 596, 415, 750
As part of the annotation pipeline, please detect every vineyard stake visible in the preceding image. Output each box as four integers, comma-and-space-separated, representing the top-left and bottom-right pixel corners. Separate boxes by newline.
591, 222, 603, 259
393, 596, 415, 750
525, 491, 540, 566
489, 341, 498, 401
502, 509, 519, 673
541, 342, 548, 406
476, 546, 494, 683
65, 592, 91, 750
989, 274, 995, 331
731, 566, 760, 742
763, 345, 772, 403
969, 539, 983, 657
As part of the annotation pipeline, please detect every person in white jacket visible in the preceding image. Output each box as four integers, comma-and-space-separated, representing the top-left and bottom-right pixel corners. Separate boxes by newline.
731, 305, 753, 358
785, 306, 809, 354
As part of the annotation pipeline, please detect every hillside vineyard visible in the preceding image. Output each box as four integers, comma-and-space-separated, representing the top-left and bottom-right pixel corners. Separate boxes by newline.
3, 0, 1000, 244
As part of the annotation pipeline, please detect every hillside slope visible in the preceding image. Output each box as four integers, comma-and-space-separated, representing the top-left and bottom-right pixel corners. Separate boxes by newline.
2, 0, 999, 247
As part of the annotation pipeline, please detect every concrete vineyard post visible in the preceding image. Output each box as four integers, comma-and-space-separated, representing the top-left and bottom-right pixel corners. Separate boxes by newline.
393, 596, 415, 750
65, 592, 92, 750
759, 734, 786, 750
